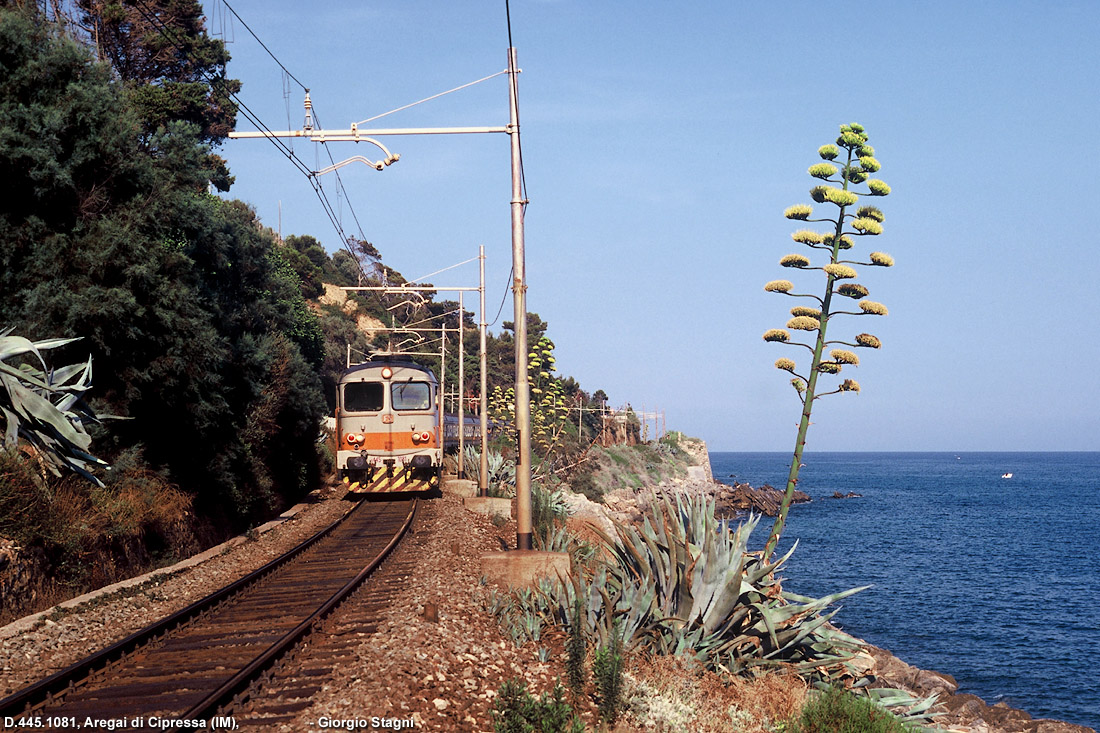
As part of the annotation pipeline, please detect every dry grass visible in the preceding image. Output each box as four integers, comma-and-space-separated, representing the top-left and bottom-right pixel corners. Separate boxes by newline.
0, 450, 196, 622
621, 653, 807, 732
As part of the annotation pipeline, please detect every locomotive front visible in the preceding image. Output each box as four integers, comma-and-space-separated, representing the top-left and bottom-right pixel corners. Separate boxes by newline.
336, 358, 441, 492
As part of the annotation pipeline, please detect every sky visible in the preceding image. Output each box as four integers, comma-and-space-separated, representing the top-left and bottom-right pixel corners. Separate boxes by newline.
201, 1, 1100, 452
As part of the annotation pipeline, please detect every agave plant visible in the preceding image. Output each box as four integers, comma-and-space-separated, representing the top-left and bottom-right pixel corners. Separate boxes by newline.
587, 491, 871, 681
0, 330, 109, 485
485, 489, 942, 725
462, 445, 517, 496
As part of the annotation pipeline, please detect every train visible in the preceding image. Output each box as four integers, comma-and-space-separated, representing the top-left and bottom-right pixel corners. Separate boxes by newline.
335, 356, 485, 493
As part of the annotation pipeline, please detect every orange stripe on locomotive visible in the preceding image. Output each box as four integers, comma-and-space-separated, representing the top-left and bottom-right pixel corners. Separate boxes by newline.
335, 357, 442, 491
341, 430, 438, 452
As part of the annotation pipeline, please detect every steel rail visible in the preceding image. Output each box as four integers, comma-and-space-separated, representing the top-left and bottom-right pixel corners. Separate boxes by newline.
183, 499, 416, 718
0, 497, 388, 718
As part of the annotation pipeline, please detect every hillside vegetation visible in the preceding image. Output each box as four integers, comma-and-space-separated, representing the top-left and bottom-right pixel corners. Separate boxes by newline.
0, 2, 621, 616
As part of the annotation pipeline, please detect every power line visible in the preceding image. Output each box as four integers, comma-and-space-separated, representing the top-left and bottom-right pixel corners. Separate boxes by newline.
215, 0, 370, 247
128, 0, 363, 268
218, 0, 308, 92
504, 0, 528, 210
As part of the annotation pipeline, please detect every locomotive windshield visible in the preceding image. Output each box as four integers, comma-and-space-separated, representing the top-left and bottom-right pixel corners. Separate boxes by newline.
343, 382, 384, 412
392, 381, 432, 411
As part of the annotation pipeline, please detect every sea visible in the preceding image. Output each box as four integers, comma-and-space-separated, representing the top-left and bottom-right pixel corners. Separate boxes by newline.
708, 452, 1099, 730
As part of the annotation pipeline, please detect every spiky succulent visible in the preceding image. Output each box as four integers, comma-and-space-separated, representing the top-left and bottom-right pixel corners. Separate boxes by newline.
580, 492, 869, 679
0, 331, 110, 485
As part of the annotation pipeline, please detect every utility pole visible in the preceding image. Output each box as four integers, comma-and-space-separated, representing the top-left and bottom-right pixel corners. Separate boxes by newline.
507, 48, 532, 551
229, 48, 532, 551
457, 291, 465, 477
479, 245, 490, 496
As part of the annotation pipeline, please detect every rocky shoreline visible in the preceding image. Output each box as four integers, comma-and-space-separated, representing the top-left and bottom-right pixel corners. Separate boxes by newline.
1, 437, 1095, 732
564, 472, 1094, 733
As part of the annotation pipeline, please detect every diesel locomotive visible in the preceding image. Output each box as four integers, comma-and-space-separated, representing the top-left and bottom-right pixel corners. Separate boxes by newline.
335, 356, 481, 493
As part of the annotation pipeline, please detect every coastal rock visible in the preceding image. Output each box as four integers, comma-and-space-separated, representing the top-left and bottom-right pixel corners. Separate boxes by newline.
826, 490, 863, 499
865, 644, 958, 698
563, 478, 811, 540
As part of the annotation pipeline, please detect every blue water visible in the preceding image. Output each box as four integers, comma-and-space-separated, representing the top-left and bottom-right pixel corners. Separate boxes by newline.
709, 452, 1100, 729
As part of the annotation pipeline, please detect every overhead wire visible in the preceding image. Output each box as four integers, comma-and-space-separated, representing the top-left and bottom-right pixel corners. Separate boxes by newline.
494, 0, 526, 329
218, 0, 370, 250
504, 0, 528, 211
128, 0, 353, 247
218, 0, 308, 92
142, 0, 372, 272
356, 70, 509, 126
138, 0, 518, 325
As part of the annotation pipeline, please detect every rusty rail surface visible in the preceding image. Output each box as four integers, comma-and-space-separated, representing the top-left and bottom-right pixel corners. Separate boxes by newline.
0, 497, 416, 726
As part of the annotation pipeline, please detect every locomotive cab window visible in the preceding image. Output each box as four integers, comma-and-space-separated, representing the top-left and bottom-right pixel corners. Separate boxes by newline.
392, 381, 432, 411
344, 382, 384, 412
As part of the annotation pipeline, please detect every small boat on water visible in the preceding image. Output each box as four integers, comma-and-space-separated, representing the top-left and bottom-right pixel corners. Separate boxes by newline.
1002, 472, 1013, 479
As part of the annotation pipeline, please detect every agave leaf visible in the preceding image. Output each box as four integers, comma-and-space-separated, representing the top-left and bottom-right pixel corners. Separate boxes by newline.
48, 358, 93, 390
2, 375, 90, 450
1, 405, 20, 449
0, 335, 46, 365
0, 360, 52, 391
765, 607, 838, 655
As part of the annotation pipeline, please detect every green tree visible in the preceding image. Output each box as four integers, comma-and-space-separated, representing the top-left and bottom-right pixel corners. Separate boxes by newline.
75, 0, 240, 190
0, 6, 325, 525
76, 0, 239, 142
762, 123, 893, 560
282, 234, 327, 300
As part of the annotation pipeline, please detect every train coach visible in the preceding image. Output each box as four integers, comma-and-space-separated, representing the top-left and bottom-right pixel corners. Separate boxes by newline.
335, 356, 484, 493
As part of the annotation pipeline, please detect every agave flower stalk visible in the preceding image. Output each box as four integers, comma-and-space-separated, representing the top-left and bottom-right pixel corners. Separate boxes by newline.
762, 124, 893, 561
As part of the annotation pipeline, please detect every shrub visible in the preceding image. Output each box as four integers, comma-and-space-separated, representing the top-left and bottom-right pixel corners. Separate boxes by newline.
0, 447, 191, 589
567, 465, 604, 503
593, 624, 625, 726
565, 596, 587, 698
789, 686, 916, 733
490, 679, 584, 733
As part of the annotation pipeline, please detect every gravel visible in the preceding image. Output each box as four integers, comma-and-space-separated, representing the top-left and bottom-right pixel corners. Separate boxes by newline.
0, 485, 580, 731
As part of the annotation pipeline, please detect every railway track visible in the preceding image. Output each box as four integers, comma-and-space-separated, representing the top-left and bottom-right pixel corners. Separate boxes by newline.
0, 497, 416, 729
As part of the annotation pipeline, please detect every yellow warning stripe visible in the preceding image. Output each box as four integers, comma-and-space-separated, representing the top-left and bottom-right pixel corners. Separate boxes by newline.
344, 468, 434, 494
